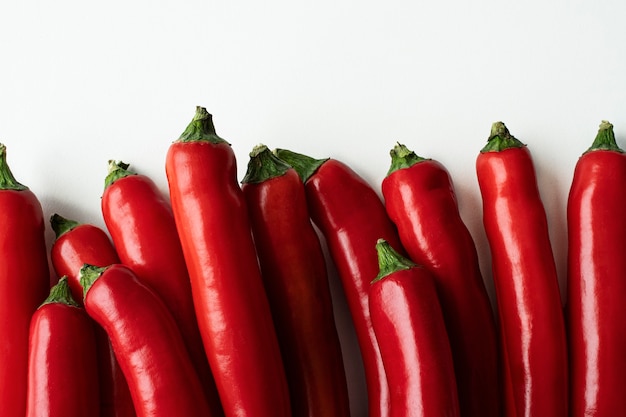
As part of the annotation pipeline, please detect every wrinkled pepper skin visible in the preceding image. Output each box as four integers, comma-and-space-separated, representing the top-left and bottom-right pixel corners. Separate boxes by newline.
381, 144, 500, 417
241, 145, 350, 417
49, 214, 136, 417
0, 144, 50, 417
276, 148, 405, 417
81, 264, 214, 417
101, 162, 223, 417
567, 121, 626, 416
369, 240, 460, 417
476, 122, 568, 417
26, 277, 100, 417
165, 108, 291, 417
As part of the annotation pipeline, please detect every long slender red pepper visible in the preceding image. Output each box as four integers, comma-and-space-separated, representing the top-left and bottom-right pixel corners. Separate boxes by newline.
369, 239, 460, 417
0, 143, 50, 417
241, 144, 350, 417
26, 277, 100, 417
101, 160, 223, 417
80, 263, 214, 417
49, 213, 136, 417
567, 121, 626, 415
276, 147, 405, 417
476, 122, 568, 417
381, 143, 500, 417
165, 107, 291, 417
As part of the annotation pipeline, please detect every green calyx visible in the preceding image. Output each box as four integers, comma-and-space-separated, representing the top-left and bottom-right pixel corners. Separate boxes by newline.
105, 160, 135, 189
372, 239, 417, 283
585, 120, 623, 153
387, 142, 429, 175
242, 144, 292, 184
79, 264, 108, 299
41, 276, 80, 308
0, 143, 28, 191
177, 106, 229, 145
481, 121, 525, 153
274, 148, 328, 183
50, 213, 81, 239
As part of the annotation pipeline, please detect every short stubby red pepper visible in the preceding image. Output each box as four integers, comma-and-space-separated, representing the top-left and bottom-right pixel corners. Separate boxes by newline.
369, 239, 460, 417
80, 263, 215, 417
50, 214, 136, 417
101, 161, 223, 417
165, 107, 291, 417
0, 143, 51, 417
381, 143, 500, 417
26, 277, 100, 417
567, 121, 626, 415
476, 122, 568, 417
276, 147, 405, 417
241, 144, 350, 417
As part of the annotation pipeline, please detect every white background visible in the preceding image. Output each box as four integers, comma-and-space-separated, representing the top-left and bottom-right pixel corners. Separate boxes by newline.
1, 1, 625, 415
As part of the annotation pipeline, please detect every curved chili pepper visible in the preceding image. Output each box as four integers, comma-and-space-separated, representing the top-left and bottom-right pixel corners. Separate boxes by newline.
381, 143, 500, 417
101, 161, 223, 417
0, 143, 50, 417
241, 144, 350, 417
567, 121, 626, 415
476, 122, 568, 417
276, 147, 405, 417
49, 213, 136, 417
26, 277, 100, 417
369, 239, 459, 417
80, 263, 215, 417
165, 107, 291, 417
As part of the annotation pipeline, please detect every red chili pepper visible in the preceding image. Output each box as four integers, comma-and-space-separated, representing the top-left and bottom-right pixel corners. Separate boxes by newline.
49, 213, 136, 417
0, 143, 50, 417
567, 121, 626, 415
165, 107, 291, 417
80, 263, 215, 417
101, 161, 224, 417
369, 239, 460, 417
241, 144, 350, 416
26, 277, 100, 417
476, 122, 568, 417
50, 213, 120, 303
381, 143, 500, 417
276, 147, 405, 417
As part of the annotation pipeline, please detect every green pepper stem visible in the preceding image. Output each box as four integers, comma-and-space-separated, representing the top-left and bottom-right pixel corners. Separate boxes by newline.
387, 142, 429, 176
50, 213, 81, 239
178, 106, 229, 145
104, 160, 134, 189
41, 277, 80, 308
480, 121, 525, 153
79, 264, 108, 300
586, 120, 623, 153
274, 148, 328, 183
242, 144, 292, 184
0, 144, 28, 191
372, 239, 416, 283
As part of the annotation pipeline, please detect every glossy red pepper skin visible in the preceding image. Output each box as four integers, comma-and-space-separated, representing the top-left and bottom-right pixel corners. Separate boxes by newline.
381, 144, 500, 417
276, 148, 405, 417
165, 108, 291, 417
567, 121, 626, 416
0, 144, 50, 417
241, 145, 350, 417
26, 277, 100, 417
49, 214, 136, 417
101, 162, 223, 417
50, 215, 121, 303
369, 240, 460, 417
476, 122, 568, 417
81, 264, 214, 417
